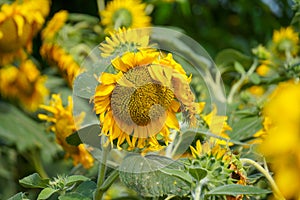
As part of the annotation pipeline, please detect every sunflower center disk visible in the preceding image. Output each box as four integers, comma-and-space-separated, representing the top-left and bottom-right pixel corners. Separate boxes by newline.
111, 66, 174, 137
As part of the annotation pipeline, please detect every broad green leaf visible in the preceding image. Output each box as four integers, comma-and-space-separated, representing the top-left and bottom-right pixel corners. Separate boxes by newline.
159, 168, 193, 184
37, 187, 59, 200
187, 167, 207, 182
119, 154, 190, 197
230, 116, 263, 142
0, 102, 57, 160
66, 175, 90, 186
19, 173, 49, 189
74, 181, 96, 198
58, 193, 91, 200
7, 192, 29, 200
66, 132, 82, 146
206, 184, 271, 196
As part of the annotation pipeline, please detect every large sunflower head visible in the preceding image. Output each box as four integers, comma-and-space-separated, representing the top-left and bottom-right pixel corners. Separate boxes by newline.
100, 0, 151, 33
94, 49, 202, 152
0, 0, 50, 64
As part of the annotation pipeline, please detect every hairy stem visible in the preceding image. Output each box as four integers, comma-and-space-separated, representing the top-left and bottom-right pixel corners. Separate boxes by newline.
227, 59, 258, 104
240, 158, 285, 200
94, 143, 110, 200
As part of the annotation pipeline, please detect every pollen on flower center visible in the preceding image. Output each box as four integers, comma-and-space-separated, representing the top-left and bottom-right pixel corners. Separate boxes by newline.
111, 66, 174, 129
129, 83, 174, 126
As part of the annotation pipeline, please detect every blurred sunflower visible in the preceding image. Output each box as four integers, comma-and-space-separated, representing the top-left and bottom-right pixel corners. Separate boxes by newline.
0, 59, 48, 112
94, 49, 202, 151
40, 43, 81, 86
40, 10, 102, 86
100, 0, 151, 33
0, 0, 50, 65
38, 94, 94, 169
272, 26, 299, 58
99, 27, 150, 57
258, 80, 300, 200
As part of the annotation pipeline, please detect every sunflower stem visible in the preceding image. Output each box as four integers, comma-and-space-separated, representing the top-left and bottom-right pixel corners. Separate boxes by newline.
23, 149, 48, 179
240, 158, 286, 200
227, 59, 258, 104
94, 142, 110, 200
97, 0, 105, 18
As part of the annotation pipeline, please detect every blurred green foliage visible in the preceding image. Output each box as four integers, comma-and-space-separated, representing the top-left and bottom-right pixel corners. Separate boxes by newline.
49, 0, 294, 57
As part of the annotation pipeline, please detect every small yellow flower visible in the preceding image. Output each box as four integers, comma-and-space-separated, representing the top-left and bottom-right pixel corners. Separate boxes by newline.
0, 59, 48, 112
256, 63, 271, 77
248, 85, 265, 97
258, 80, 300, 199
99, 27, 150, 57
272, 26, 299, 57
38, 94, 94, 169
100, 0, 151, 33
94, 50, 201, 151
252, 45, 271, 60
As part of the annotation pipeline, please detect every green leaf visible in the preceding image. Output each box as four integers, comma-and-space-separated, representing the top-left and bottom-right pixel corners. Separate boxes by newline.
234, 62, 246, 75
66, 132, 82, 146
249, 73, 261, 84
58, 193, 91, 200
74, 181, 96, 198
7, 192, 29, 200
215, 49, 252, 72
0, 102, 57, 160
19, 173, 49, 189
187, 167, 207, 182
230, 116, 263, 142
119, 154, 190, 197
206, 184, 271, 196
159, 168, 193, 184
37, 187, 59, 200
66, 175, 90, 186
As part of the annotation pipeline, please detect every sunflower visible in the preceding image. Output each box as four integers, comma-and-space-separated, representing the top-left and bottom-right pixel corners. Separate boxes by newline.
0, 59, 48, 112
257, 80, 300, 199
100, 0, 151, 33
40, 42, 80, 86
272, 26, 299, 58
41, 10, 68, 41
0, 0, 50, 65
94, 49, 202, 151
38, 94, 94, 169
99, 27, 150, 58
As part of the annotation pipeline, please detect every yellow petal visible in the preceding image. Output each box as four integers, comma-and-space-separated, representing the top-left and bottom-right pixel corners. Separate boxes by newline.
13, 15, 24, 37
166, 111, 179, 130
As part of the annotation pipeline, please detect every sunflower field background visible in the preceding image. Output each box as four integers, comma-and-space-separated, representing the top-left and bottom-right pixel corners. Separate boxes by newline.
1, 0, 300, 200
